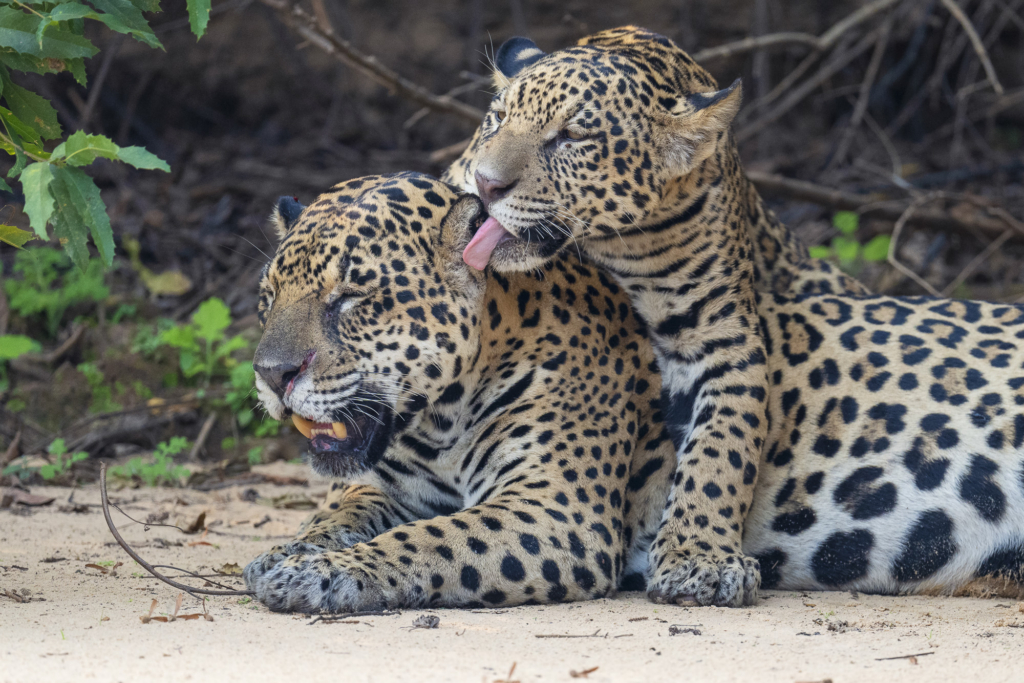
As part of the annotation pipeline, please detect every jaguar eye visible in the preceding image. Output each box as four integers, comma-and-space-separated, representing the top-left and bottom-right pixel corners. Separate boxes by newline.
562, 126, 589, 141
495, 109, 507, 122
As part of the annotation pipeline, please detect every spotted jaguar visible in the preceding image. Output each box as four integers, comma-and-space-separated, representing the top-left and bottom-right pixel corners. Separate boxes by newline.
444, 26, 1024, 606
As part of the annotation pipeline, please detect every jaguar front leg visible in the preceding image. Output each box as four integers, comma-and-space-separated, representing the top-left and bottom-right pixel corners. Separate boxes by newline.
244, 483, 412, 590
245, 485, 623, 613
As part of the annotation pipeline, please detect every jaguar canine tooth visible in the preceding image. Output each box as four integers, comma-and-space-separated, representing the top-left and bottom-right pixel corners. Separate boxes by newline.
332, 422, 348, 439
291, 414, 312, 438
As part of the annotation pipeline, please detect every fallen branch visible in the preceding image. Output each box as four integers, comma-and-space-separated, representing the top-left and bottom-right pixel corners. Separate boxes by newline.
260, 0, 485, 124
747, 170, 1018, 240
99, 463, 255, 597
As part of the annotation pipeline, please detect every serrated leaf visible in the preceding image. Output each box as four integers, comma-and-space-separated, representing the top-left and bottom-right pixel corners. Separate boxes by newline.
861, 234, 892, 262
51, 130, 119, 166
0, 49, 71, 77
832, 236, 860, 263
808, 245, 832, 260
832, 210, 859, 236
4, 123, 26, 177
186, 0, 210, 39
0, 333, 41, 360
0, 104, 38, 145
0, 176, 10, 192
51, 165, 115, 266
19, 161, 53, 238
0, 223, 33, 248
1, 72, 61, 139
0, 8, 98, 59
128, 0, 162, 11
192, 297, 231, 342
48, 175, 90, 269
47, 5, 94, 23
116, 144, 169, 171
88, 0, 162, 49
66, 57, 86, 85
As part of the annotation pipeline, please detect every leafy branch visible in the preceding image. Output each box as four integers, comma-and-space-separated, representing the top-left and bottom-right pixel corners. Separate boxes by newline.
0, 0, 212, 265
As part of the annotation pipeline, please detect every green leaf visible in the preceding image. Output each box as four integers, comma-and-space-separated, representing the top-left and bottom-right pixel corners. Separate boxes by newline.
19, 161, 53, 238
807, 245, 832, 260
116, 145, 169, 171
0, 105, 40, 144
47, 169, 91, 269
46, 5, 94, 23
4, 123, 26, 177
186, 0, 210, 39
88, 0, 163, 49
192, 297, 231, 342
832, 236, 860, 263
50, 166, 115, 267
160, 325, 196, 350
50, 130, 119, 166
213, 334, 249, 360
1, 71, 61, 139
0, 49, 73, 78
0, 334, 41, 360
0, 176, 10, 192
66, 57, 86, 86
47, 437, 67, 456
832, 211, 859, 236
0, 223, 33, 248
861, 234, 892, 262
0, 8, 98, 59
127, 0, 163, 13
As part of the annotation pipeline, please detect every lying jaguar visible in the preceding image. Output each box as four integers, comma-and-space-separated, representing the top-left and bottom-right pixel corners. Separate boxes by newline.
244, 173, 1024, 613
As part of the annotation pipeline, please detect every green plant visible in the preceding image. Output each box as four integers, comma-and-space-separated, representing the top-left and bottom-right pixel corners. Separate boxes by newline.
0, 0, 211, 265
808, 211, 891, 269
225, 361, 279, 437
0, 332, 40, 391
108, 436, 190, 487
3, 247, 108, 336
76, 361, 122, 413
40, 438, 88, 479
159, 298, 248, 384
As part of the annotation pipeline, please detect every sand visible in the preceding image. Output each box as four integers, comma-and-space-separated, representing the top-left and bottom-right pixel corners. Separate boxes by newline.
2, 473, 1022, 683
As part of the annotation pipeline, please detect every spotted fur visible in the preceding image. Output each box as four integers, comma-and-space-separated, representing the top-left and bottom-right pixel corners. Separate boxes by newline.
244, 173, 676, 612
244, 173, 1024, 613
443, 26, 1024, 606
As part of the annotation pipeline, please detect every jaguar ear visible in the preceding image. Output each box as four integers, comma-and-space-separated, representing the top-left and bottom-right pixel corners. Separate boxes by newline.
493, 37, 547, 89
439, 194, 487, 286
661, 78, 743, 175
270, 196, 305, 239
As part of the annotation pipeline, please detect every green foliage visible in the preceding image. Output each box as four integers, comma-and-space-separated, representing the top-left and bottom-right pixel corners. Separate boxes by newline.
3, 246, 108, 336
0, 222, 33, 247
0, 1, 208, 268
4, 437, 88, 481
808, 211, 891, 269
77, 361, 122, 414
159, 298, 249, 383
0, 331, 40, 390
108, 437, 190, 487
40, 437, 88, 480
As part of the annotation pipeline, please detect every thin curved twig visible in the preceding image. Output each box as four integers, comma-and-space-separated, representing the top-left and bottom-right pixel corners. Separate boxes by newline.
100, 464, 255, 597
887, 196, 943, 297
939, 0, 1005, 95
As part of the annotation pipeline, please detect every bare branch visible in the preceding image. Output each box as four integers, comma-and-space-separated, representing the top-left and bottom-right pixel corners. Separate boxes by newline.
939, 0, 1005, 95
260, 0, 485, 124
747, 171, 1017, 240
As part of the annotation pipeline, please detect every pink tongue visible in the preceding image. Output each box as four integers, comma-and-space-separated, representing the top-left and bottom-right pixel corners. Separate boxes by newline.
463, 217, 512, 271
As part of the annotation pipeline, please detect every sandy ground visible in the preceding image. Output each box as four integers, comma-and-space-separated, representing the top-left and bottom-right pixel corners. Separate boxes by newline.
2, 470, 1023, 683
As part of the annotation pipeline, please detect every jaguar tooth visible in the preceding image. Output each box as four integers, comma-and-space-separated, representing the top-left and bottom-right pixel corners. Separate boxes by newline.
291, 414, 312, 438
332, 422, 348, 439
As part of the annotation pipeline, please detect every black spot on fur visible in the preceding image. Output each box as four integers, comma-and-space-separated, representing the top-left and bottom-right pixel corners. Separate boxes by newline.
891, 510, 957, 582
812, 530, 873, 585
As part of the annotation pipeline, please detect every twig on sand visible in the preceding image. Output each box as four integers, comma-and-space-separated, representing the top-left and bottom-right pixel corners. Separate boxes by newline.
100, 463, 255, 598
308, 610, 401, 625
875, 651, 935, 661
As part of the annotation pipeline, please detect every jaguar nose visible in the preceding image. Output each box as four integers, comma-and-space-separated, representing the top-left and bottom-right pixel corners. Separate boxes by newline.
254, 361, 301, 400
475, 171, 517, 207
